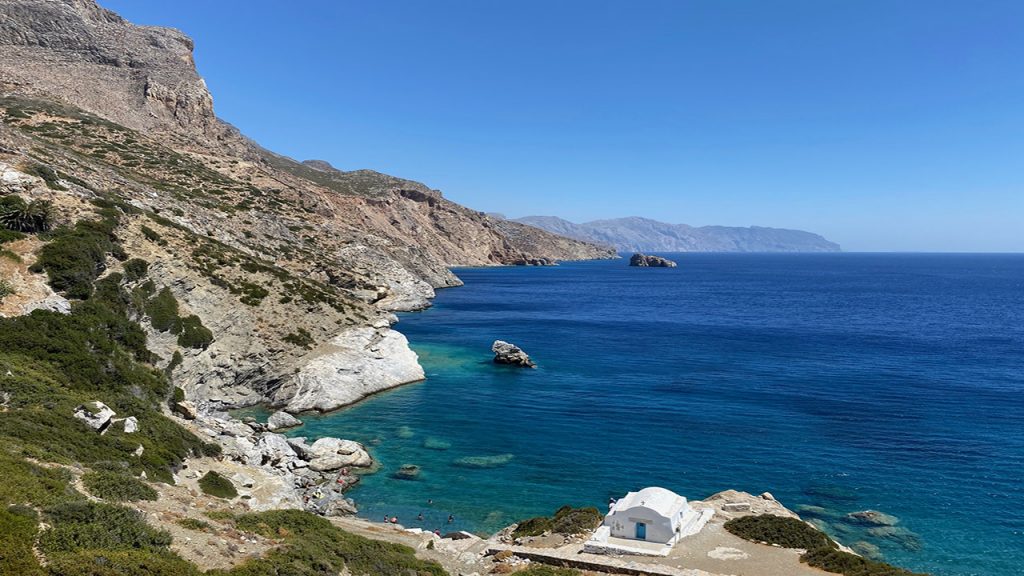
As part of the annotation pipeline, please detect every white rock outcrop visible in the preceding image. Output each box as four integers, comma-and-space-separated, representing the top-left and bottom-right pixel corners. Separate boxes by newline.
282, 327, 425, 413
73, 401, 116, 433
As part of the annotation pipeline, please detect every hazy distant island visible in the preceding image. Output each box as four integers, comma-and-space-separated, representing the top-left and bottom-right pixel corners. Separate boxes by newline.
512, 215, 841, 253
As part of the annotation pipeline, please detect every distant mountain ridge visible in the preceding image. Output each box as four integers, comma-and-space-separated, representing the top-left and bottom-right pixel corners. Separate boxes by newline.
513, 216, 841, 252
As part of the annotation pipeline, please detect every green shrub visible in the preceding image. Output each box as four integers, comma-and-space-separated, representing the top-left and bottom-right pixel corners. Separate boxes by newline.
0, 195, 53, 232
123, 258, 149, 281
40, 501, 172, 554
724, 514, 835, 550
0, 504, 45, 576
801, 546, 929, 576
283, 328, 315, 349
177, 315, 213, 349
34, 213, 117, 299
177, 518, 213, 532
512, 516, 553, 537
0, 228, 26, 244
228, 509, 447, 576
198, 471, 237, 499
551, 505, 602, 535
146, 287, 180, 332
140, 225, 165, 245
82, 470, 158, 502
0, 278, 13, 301
45, 549, 201, 576
512, 505, 603, 538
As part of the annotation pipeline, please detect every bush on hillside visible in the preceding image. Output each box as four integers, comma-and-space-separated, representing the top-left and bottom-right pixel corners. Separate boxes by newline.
228, 509, 447, 576
198, 471, 237, 499
724, 514, 835, 550
0, 195, 53, 233
82, 470, 157, 502
123, 257, 149, 281
32, 211, 117, 299
512, 505, 603, 538
801, 546, 930, 576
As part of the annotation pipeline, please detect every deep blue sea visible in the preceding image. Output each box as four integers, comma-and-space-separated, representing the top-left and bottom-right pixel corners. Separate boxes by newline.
286, 254, 1024, 576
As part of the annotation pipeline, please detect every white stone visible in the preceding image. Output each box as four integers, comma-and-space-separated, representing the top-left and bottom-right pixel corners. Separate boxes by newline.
284, 327, 424, 413
73, 401, 116, 433
266, 410, 302, 431
123, 416, 139, 433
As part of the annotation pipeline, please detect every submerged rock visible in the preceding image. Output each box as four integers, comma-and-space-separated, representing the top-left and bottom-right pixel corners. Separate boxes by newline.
423, 437, 451, 451
267, 411, 302, 431
492, 340, 536, 368
452, 454, 515, 469
866, 525, 923, 551
846, 510, 900, 526
393, 464, 421, 480
629, 253, 677, 268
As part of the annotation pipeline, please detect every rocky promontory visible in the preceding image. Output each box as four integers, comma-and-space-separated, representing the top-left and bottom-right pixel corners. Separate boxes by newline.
629, 253, 678, 267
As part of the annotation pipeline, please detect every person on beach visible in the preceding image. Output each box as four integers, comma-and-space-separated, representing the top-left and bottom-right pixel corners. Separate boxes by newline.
390, 516, 398, 524
417, 512, 424, 522
447, 514, 454, 524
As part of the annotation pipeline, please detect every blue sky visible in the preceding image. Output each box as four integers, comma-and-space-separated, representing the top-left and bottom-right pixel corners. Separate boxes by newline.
102, 1, 1023, 251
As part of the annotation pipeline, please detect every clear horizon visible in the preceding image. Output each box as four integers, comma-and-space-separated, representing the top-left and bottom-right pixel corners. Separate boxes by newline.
101, 0, 1024, 252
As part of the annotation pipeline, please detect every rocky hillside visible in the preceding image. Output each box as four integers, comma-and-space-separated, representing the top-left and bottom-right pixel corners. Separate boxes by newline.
514, 215, 841, 252
0, 0, 613, 416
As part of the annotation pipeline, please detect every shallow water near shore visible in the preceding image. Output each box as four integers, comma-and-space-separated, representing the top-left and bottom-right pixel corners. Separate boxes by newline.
283, 254, 1023, 576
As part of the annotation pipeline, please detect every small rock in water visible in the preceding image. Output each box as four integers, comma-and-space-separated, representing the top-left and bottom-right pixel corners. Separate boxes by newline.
846, 510, 900, 526
491, 340, 536, 368
393, 464, 421, 480
628, 253, 677, 267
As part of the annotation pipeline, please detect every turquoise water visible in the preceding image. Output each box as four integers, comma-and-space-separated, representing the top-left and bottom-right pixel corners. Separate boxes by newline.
281, 254, 1023, 576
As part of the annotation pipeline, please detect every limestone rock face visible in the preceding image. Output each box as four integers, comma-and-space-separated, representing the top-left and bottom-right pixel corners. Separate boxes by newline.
0, 0, 221, 140
492, 340, 536, 368
0, 0, 615, 423
279, 327, 425, 413
629, 253, 677, 267
266, 411, 302, 431
73, 401, 116, 432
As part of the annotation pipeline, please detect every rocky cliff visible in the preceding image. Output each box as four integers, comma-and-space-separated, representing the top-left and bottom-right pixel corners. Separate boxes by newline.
514, 215, 841, 252
0, 0, 614, 415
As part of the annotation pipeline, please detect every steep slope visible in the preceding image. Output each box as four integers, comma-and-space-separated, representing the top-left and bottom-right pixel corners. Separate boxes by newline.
515, 215, 841, 252
0, 0, 613, 415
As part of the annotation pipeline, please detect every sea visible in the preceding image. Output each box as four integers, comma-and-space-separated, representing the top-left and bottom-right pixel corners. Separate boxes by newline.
270, 253, 1024, 576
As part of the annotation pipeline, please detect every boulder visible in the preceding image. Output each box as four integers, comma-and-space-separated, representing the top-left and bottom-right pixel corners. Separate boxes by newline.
73, 401, 116, 433
266, 411, 302, 431
123, 416, 139, 434
174, 400, 198, 420
255, 433, 298, 467
629, 253, 677, 268
305, 437, 362, 459
323, 497, 358, 516
308, 450, 369, 472
491, 340, 535, 368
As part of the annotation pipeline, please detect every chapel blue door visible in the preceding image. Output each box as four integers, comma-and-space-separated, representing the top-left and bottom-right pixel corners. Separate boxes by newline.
635, 522, 646, 540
